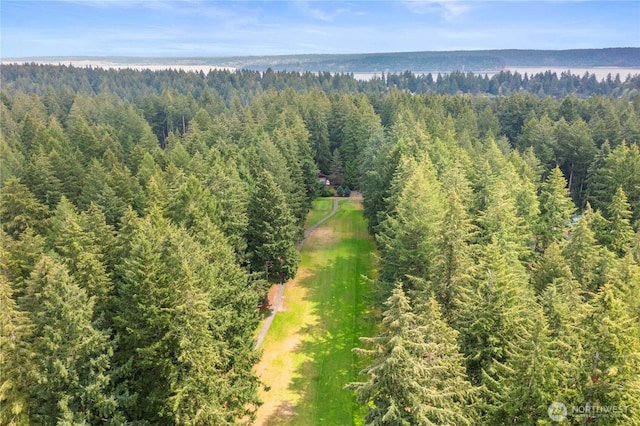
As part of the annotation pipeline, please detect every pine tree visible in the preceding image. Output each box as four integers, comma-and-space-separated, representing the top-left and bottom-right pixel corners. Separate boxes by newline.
431, 189, 475, 317
578, 283, 640, 424
537, 166, 575, 251
532, 241, 573, 294
349, 285, 476, 425
482, 307, 561, 424
21, 150, 63, 209
49, 197, 114, 319
167, 174, 218, 230
300, 90, 332, 174
605, 186, 634, 256
0, 264, 33, 426
113, 209, 259, 424
563, 205, 615, 293
0, 229, 46, 300
376, 155, 445, 290
476, 176, 530, 258
0, 177, 48, 239
21, 256, 119, 424
588, 143, 640, 220
455, 238, 534, 385
328, 148, 345, 187
246, 170, 299, 282
613, 253, 640, 323
205, 148, 250, 257
540, 277, 589, 410
554, 117, 596, 202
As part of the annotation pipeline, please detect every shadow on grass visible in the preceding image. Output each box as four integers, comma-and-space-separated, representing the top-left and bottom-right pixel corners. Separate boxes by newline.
261, 227, 377, 426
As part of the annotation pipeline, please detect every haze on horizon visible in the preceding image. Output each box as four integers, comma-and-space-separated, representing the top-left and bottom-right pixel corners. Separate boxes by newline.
2, 0, 639, 59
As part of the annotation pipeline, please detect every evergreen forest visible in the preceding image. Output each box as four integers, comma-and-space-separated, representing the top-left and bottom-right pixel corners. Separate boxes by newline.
1, 64, 640, 425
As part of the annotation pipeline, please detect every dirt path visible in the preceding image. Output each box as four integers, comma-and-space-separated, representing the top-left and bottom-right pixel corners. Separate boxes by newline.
254, 198, 341, 350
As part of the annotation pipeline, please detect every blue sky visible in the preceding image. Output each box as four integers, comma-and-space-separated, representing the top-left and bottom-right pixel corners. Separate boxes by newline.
2, 1, 639, 57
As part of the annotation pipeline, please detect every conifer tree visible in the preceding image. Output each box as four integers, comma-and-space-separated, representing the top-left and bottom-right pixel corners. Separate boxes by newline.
78, 202, 118, 266
21, 256, 119, 424
48, 198, 114, 318
563, 205, 615, 292
539, 277, 589, 410
588, 143, 640, 219
205, 148, 250, 257
605, 186, 634, 256
376, 155, 445, 289
0, 177, 48, 238
349, 285, 476, 425
0, 266, 33, 426
431, 189, 475, 317
455, 238, 534, 385
246, 170, 299, 281
300, 90, 331, 173
328, 148, 345, 187
476, 176, 530, 258
532, 241, 573, 294
613, 253, 640, 322
578, 283, 640, 424
113, 208, 260, 424
482, 306, 561, 424
22, 151, 63, 209
538, 166, 575, 251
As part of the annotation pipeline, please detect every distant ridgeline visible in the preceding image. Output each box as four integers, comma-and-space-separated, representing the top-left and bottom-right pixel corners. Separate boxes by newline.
8, 48, 640, 73
2, 58, 639, 99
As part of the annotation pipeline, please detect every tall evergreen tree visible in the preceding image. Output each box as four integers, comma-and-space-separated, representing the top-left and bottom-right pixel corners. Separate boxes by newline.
246, 170, 299, 282
376, 155, 445, 290
328, 148, 345, 187
431, 189, 475, 318
455, 238, 534, 385
540, 277, 589, 412
482, 306, 561, 425
563, 205, 615, 292
0, 177, 48, 239
0, 264, 33, 426
578, 283, 640, 424
537, 166, 575, 251
113, 209, 260, 424
604, 186, 635, 256
21, 256, 119, 424
349, 285, 476, 425
532, 241, 573, 294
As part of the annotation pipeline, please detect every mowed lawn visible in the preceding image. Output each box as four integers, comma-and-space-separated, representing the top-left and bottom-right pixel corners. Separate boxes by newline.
254, 198, 377, 425
304, 197, 335, 229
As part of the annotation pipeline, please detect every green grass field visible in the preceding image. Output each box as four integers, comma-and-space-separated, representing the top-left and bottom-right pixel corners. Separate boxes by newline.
304, 197, 335, 229
255, 198, 377, 425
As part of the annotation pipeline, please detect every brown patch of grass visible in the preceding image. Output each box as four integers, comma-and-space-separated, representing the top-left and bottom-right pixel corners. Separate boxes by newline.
308, 227, 336, 245
349, 193, 364, 206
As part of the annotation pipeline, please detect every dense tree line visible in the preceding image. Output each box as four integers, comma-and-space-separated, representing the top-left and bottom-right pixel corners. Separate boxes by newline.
2, 63, 639, 110
0, 70, 320, 424
1, 64, 640, 424
355, 92, 640, 424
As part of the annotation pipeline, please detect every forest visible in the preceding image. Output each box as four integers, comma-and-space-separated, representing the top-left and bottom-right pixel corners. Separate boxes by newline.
1, 64, 639, 425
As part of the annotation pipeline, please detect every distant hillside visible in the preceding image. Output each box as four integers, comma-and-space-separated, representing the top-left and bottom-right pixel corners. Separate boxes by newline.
6, 48, 640, 73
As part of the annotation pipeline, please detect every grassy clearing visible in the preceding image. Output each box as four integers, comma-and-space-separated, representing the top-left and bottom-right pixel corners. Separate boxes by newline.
254, 198, 377, 426
304, 198, 335, 229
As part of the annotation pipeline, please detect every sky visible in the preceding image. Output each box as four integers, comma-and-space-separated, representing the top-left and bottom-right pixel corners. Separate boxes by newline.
1, 0, 639, 58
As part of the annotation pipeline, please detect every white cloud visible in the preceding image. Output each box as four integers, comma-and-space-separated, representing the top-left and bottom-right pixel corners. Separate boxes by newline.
294, 1, 350, 22
402, 0, 470, 21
